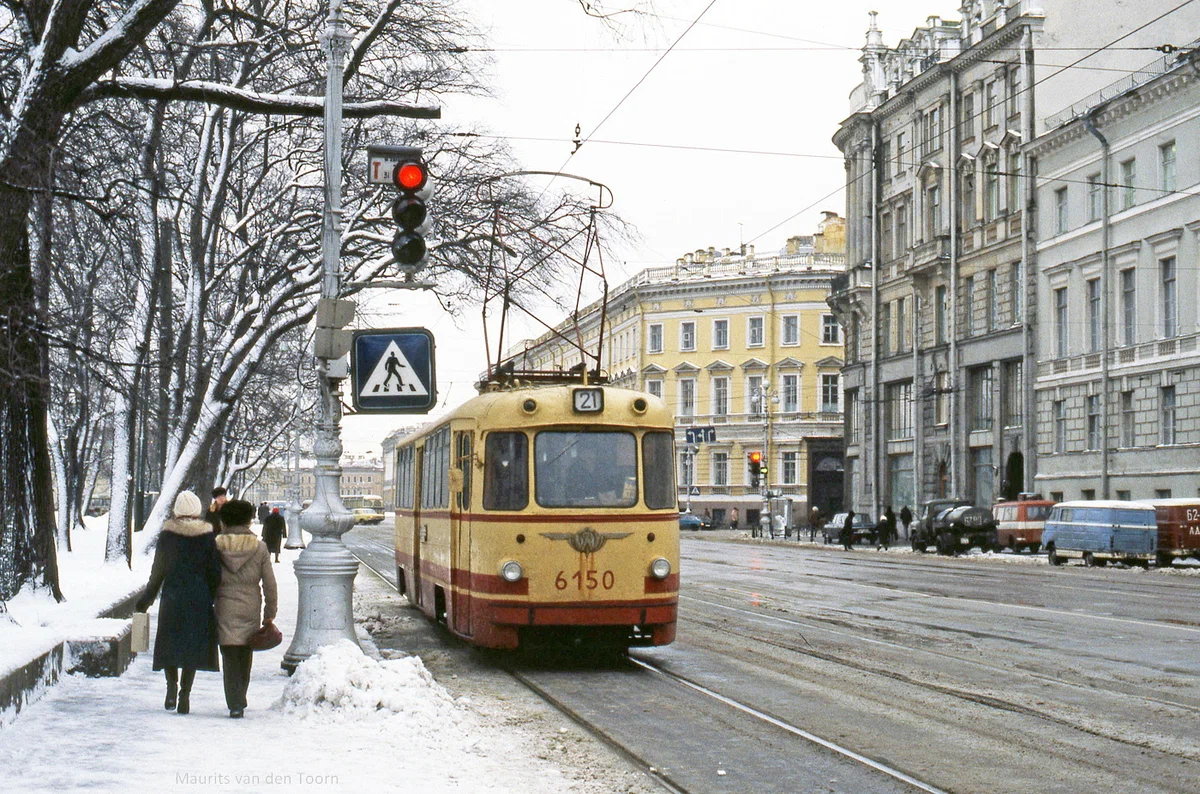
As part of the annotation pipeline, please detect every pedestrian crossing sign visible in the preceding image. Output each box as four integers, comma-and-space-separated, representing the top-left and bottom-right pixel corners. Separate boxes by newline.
351, 328, 436, 413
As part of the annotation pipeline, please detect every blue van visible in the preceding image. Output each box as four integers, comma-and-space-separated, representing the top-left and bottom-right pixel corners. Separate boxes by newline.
1042, 501, 1157, 567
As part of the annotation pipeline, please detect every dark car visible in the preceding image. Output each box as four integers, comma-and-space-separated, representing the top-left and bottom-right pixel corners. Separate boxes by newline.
824, 512, 876, 545
679, 512, 711, 531
910, 498, 973, 552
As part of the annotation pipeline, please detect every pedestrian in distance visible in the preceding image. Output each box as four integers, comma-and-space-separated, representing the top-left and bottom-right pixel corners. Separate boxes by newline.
206, 486, 229, 535
842, 510, 856, 550
878, 506, 896, 551
134, 490, 221, 715
257, 501, 270, 525
809, 505, 822, 543
900, 505, 913, 542
262, 507, 286, 563
214, 499, 278, 719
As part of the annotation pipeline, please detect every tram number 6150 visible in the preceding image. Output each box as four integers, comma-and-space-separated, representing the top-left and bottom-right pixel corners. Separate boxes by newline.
556, 570, 615, 590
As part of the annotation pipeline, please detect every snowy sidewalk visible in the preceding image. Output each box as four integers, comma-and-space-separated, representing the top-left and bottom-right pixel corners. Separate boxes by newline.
0, 543, 650, 793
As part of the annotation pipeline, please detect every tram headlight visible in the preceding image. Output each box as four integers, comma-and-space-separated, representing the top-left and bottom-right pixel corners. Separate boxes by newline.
500, 560, 524, 583
649, 557, 671, 580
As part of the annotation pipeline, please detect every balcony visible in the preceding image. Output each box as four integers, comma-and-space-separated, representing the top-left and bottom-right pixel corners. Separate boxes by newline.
910, 235, 950, 275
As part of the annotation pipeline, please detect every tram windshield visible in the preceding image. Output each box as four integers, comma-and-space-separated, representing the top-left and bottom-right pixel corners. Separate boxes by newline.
535, 431, 638, 508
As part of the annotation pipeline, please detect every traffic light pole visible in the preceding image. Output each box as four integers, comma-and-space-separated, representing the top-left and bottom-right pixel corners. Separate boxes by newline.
283, 0, 361, 673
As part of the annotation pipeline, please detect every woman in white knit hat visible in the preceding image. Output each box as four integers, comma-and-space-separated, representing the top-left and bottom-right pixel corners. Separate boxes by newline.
135, 490, 221, 714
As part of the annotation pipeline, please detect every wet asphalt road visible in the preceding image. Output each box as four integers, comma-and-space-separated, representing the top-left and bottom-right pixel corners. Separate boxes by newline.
345, 525, 1200, 794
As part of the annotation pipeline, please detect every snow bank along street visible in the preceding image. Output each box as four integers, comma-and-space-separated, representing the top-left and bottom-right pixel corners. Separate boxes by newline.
0, 523, 657, 793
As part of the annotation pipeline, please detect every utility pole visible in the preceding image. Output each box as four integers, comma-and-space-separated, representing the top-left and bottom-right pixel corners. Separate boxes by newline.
282, 0, 360, 672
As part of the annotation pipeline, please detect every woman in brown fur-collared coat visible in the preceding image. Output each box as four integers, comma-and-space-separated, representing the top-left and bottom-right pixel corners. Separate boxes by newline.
214, 499, 278, 718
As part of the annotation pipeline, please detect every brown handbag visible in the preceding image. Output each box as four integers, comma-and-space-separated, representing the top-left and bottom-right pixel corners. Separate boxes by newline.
248, 621, 283, 651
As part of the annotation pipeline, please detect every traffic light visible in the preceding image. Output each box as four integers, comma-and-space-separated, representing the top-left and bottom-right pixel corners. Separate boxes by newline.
390, 149, 429, 271
748, 451, 762, 487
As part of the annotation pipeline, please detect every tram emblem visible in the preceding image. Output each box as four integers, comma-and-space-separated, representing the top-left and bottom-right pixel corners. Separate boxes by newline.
541, 527, 632, 554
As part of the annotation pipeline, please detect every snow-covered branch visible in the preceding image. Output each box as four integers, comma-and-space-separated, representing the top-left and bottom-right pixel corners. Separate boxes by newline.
78, 77, 442, 119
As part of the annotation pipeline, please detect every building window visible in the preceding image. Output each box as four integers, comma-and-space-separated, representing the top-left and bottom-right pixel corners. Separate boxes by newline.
1161, 386, 1176, 445
1010, 260, 1022, 322
1116, 489, 1131, 501
896, 132, 906, 173
879, 302, 891, 356
1087, 173, 1102, 221
889, 453, 915, 509
648, 324, 663, 354
1087, 278, 1101, 353
984, 158, 1000, 221
1003, 360, 1023, 428
961, 171, 976, 229
964, 275, 975, 337
1160, 141, 1176, 193
1007, 67, 1021, 117
927, 184, 941, 238
985, 80, 998, 128
934, 371, 949, 426
936, 285, 948, 344
970, 446, 994, 507
1161, 256, 1177, 338
880, 140, 891, 180
748, 375, 764, 415
782, 315, 799, 346
711, 452, 729, 486
1007, 150, 1021, 212
1054, 187, 1068, 234
712, 376, 729, 416
847, 389, 860, 441
1054, 400, 1066, 453
1054, 286, 1068, 358
680, 321, 696, 352
782, 451, 799, 485
781, 374, 799, 413
646, 380, 663, 399
1121, 158, 1136, 210
969, 367, 994, 431
679, 378, 696, 417
924, 105, 942, 155
1086, 394, 1100, 450
1081, 488, 1096, 500
1121, 268, 1136, 347
748, 316, 764, 347
822, 314, 840, 344
896, 205, 908, 258
713, 318, 729, 349
896, 297, 907, 352
882, 211, 893, 257
821, 374, 841, 414
1121, 390, 1135, 447
959, 92, 975, 140
987, 269, 999, 332
886, 381, 914, 440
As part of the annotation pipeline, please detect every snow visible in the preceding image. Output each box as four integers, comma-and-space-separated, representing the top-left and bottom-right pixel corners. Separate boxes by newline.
0, 519, 645, 793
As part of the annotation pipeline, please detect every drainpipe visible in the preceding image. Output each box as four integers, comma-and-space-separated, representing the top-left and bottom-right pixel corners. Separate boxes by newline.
912, 280, 921, 515
869, 123, 881, 521
1020, 27, 1037, 494
949, 70, 961, 498
1083, 108, 1111, 499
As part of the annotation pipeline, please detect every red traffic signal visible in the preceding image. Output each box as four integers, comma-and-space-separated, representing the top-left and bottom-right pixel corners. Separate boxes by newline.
394, 161, 428, 191
748, 451, 762, 487
748, 451, 763, 465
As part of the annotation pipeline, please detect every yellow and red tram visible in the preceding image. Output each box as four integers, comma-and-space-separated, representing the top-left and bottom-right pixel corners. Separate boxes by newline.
392, 382, 679, 650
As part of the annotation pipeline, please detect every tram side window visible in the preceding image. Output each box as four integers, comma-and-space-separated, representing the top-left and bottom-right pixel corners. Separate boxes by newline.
422, 426, 451, 510
643, 432, 677, 510
395, 446, 414, 509
484, 432, 528, 510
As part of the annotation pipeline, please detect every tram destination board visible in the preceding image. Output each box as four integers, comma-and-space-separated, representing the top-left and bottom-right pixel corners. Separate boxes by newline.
351, 328, 436, 414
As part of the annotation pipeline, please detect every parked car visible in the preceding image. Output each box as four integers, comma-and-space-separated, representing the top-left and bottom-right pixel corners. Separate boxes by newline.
932, 505, 1000, 555
352, 507, 384, 525
679, 512, 711, 531
994, 497, 1054, 553
910, 498, 973, 552
1043, 501, 1157, 567
824, 512, 876, 545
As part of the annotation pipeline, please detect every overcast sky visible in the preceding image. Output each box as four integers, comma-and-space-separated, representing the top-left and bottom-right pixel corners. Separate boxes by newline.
342, 0, 965, 455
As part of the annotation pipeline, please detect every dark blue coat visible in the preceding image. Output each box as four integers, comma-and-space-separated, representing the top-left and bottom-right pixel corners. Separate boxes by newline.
136, 518, 221, 671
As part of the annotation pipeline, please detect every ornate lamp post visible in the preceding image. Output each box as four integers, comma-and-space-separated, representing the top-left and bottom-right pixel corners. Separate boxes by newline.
282, 0, 360, 672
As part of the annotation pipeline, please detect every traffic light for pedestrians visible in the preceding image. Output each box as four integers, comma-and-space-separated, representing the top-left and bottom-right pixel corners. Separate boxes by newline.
390, 149, 429, 271
748, 451, 762, 487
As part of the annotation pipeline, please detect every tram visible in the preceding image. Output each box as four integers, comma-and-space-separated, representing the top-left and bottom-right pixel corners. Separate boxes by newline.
391, 378, 679, 650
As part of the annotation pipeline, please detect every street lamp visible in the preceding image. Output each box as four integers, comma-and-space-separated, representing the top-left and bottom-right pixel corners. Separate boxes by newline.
282, 0, 360, 673
754, 384, 779, 539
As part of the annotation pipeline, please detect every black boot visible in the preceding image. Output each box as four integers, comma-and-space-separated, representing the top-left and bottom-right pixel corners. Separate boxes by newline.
164, 670, 178, 711
176, 692, 190, 715
177, 668, 195, 714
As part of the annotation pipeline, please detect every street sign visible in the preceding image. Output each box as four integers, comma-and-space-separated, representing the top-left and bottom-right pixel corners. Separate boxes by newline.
689, 486, 701, 496
351, 328, 436, 414
685, 426, 717, 444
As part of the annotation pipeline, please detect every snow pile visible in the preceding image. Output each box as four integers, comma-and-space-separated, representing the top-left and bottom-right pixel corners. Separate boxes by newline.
277, 639, 463, 727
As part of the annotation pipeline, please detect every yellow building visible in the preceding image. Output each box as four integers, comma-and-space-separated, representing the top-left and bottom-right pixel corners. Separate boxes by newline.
510, 214, 847, 529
